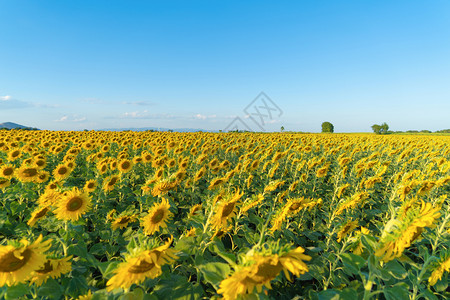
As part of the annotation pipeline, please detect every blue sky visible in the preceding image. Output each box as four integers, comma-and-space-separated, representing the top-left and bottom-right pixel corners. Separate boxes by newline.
1, 0, 450, 132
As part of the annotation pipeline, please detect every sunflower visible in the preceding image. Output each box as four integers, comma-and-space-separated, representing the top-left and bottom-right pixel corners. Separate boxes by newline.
35, 171, 50, 184
0, 165, 14, 179
52, 164, 72, 181
33, 159, 47, 170
189, 204, 202, 216
83, 179, 97, 193
103, 175, 121, 192
111, 215, 136, 230
211, 189, 243, 231
38, 189, 61, 207
7, 149, 21, 161
0, 235, 51, 286
118, 159, 133, 173
54, 188, 92, 221
27, 206, 50, 227
151, 179, 178, 197
336, 220, 359, 242
106, 237, 178, 291
0, 178, 10, 189
429, 254, 450, 286
30, 256, 72, 286
15, 166, 40, 183
218, 247, 311, 299
141, 198, 173, 235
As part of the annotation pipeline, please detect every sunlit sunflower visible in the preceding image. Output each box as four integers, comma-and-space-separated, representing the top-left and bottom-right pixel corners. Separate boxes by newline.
218, 247, 311, 300
54, 188, 92, 221
118, 159, 133, 173
33, 159, 47, 170
38, 189, 61, 207
15, 166, 40, 183
0, 235, 51, 286
111, 215, 136, 230
141, 198, 173, 235
151, 179, 178, 197
189, 204, 202, 216
52, 164, 72, 181
103, 175, 121, 192
211, 189, 243, 231
429, 254, 450, 286
7, 149, 21, 161
0, 178, 10, 189
0, 165, 14, 179
27, 206, 50, 227
83, 179, 97, 193
30, 256, 72, 286
35, 171, 50, 184
106, 237, 178, 291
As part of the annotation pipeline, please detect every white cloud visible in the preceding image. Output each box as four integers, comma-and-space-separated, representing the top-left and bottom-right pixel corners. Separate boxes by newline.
55, 115, 86, 122
194, 114, 207, 120
119, 110, 177, 119
55, 116, 68, 122
0, 95, 12, 101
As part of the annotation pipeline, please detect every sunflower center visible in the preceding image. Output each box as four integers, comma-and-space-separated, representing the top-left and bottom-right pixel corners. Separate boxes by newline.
108, 177, 118, 186
67, 197, 83, 211
151, 209, 166, 223
36, 260, 54, 274
128, 260, 155, 274
254, 261, 283, 280
3, 168, 13, 176
221, 202, 236, 218
289, 203, 301, 211
0, 249, 32, 272
121, 162, 130, 169
58, 167, 68, 175
0, 179, 8, 184
23, 168, 38, 177
117, 217, 130, 224
35, 207, 49, 219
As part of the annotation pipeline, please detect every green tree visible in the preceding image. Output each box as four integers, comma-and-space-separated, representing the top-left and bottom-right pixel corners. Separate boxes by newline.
321, 122, 334, 133
280, 126, 285, 132
372, 122, 389, 134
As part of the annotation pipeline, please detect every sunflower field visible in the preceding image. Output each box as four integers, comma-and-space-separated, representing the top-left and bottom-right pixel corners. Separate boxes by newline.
1, 130, 450, 300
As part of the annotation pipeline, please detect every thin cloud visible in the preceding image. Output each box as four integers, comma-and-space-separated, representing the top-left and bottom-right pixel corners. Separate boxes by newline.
0, 95, 31, 109
122, 100, 155, 106
54, 115, 87, 122
119, 110, 177, 119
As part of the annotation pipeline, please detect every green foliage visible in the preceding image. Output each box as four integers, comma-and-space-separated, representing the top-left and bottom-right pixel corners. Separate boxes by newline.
371, 122, 389, 134
321, 121, 334, 133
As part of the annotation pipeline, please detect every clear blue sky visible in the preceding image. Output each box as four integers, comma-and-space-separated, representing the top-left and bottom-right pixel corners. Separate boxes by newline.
1, 0, 450, 132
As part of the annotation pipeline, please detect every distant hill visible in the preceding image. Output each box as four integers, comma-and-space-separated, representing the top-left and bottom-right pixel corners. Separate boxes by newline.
0, 122, 39, 130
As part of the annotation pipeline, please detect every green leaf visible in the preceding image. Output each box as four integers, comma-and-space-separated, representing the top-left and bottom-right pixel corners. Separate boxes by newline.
198, 262, 231, 288
66, 276, 89, 298
37, 279, 64, 299
383, 260, 407, 280
5, 283, 28, 300
153, 274, 204, 300
383, 282, 410, 300
209, 242, 237, 266
340, 253, 366, 275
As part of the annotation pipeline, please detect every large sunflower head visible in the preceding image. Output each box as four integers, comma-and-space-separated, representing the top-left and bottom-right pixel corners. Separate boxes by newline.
52, 164, 72, 181
83, 179, 97, 193
0, 235, 51, 286
30, 256, 72, 286
7, 149, 21, 161
0, 165, 14, 179
103, 175, 121, 192
141, 198, 173, 235
54, 188, 92, 221
106, 237, 177, 291
111, 215, 136, 231
27, 206, 50, 227
15, 166, 40, 183
118, 159, 133, 173
210, 189, 243, 230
